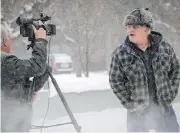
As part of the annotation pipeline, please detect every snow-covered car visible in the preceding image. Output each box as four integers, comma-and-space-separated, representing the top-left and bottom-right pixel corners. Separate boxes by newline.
49, 53, 73, 73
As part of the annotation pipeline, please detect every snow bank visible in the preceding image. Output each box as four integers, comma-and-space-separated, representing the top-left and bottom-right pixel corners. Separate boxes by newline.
40, 71, 111, 97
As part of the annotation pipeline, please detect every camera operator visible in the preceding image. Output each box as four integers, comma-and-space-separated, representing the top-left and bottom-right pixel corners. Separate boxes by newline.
1, 23, 51, 132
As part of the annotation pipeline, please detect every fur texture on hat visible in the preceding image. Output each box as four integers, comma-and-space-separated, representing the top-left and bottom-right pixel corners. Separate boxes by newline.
123, 8, 153, 29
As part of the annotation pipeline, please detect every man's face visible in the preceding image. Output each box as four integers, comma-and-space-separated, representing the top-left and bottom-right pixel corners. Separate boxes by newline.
1, 36, 12, 54
127, 25, 149, 44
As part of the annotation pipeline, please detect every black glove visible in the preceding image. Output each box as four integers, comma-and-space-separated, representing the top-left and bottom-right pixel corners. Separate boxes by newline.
34, 65, 52, 92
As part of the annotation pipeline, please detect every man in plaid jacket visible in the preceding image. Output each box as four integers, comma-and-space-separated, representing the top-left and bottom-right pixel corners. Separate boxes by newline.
109, 8, 180, 132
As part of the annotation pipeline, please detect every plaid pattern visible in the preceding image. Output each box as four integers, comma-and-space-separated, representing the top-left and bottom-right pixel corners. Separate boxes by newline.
109, 39, 180, 114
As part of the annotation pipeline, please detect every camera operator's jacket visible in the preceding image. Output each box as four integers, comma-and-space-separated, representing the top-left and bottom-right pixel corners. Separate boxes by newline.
109, 31, 180, 115
1, 39, 48, 131
1, 39, 49, 101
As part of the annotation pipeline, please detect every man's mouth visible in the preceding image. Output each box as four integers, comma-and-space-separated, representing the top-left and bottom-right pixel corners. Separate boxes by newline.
129, 33, 135, 36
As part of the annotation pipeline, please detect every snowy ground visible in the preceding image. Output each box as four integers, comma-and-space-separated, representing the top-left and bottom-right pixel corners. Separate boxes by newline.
31, 108, 127, 132
31, 72, 180, 132
31, 102, 180, 132
40, 71, 111, 97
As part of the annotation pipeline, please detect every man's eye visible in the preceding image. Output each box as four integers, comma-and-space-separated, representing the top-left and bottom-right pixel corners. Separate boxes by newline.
127, 25, 133, 28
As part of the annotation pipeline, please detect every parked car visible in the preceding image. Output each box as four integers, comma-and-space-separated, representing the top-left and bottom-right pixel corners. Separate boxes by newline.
49, 53, 73, 73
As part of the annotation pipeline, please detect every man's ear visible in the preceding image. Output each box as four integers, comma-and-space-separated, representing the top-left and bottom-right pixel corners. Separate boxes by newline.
145, 27, 151, 34
144, 27, 148, 32
2, 39, 7, 47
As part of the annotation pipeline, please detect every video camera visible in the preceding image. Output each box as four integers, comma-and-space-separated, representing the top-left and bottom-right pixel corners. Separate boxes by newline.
16, 12, 56, 40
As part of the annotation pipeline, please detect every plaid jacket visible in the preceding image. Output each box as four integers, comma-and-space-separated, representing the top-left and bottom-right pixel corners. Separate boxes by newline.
109, 32, 180, 115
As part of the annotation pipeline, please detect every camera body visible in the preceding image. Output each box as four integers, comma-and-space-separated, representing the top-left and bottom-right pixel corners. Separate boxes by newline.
16, 12, 56, 39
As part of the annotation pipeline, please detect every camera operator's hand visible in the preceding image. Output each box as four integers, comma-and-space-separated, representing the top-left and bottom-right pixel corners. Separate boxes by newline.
32, 25, 47, 40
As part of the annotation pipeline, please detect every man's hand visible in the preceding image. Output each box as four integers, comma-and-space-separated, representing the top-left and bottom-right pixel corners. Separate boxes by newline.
32, 24, 46, 39
32, 91, 38, 101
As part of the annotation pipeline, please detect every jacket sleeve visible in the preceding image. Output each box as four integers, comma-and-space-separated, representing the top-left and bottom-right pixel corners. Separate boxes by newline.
2, 39, 47, 78
168, 45, 180, 102
33, 66, 52, 92
109, 51, 133, 109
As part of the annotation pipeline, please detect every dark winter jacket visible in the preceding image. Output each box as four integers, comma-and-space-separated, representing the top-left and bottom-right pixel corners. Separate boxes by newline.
109, 31, 180, 115
1, 39, 49, 132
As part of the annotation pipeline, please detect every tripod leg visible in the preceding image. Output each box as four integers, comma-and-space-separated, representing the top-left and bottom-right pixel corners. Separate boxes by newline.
48, 70, 81, 132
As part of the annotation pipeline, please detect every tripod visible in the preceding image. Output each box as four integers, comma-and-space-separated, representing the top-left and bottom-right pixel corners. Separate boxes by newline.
30, 67, 82, 132
27, 40, 81, 132
48, 69, 81, 132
